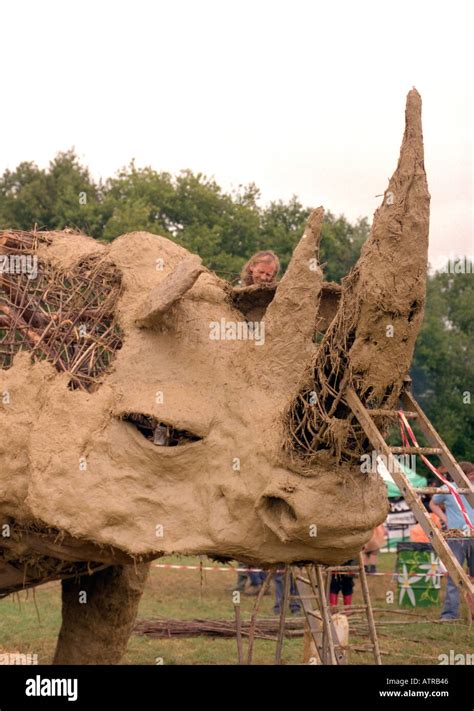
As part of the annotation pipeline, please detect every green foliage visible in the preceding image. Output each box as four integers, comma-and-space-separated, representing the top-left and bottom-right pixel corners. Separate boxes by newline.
412, 267, 474, 461
0, 150, 103, 235
259, 200, 369, 282
320, 212, 370, 283
0, 149, 369, 282
101, 165, 262, 276
259, 196, 310, 270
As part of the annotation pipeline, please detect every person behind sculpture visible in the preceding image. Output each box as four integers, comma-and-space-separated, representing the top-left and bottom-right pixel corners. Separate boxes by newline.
239, 250, 280, 286
429, 461, 474, 621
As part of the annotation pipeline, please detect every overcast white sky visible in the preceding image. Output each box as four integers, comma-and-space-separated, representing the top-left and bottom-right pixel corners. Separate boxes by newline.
1, 0, 472, 267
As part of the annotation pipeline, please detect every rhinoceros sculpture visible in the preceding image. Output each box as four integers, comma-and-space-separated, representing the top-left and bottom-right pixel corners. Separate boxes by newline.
0, 89, 429, 663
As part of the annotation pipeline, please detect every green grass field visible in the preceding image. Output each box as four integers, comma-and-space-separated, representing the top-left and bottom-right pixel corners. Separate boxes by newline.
0, 553, 472, 665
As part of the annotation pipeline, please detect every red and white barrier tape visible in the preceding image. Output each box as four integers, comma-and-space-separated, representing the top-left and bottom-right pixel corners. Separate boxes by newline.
154, 564, 284, 573
398, 411, 473, 530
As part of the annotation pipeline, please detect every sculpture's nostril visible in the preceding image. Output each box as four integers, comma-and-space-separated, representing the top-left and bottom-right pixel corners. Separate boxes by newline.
264, 496, 297, 521
257, 495, 297, 543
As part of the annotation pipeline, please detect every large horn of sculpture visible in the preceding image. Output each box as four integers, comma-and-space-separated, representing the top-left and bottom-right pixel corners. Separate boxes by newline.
285, 88, 430, 462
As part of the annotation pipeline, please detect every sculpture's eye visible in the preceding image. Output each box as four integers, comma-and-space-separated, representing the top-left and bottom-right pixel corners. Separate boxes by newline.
122, 413, 202, 447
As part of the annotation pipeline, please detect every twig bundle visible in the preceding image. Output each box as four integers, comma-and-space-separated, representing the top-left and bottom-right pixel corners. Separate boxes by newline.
0, 230, 123, 391
134, 617, 305, 640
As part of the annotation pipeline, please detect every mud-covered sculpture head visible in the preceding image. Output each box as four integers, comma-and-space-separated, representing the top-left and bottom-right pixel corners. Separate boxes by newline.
0, 89, 429, 565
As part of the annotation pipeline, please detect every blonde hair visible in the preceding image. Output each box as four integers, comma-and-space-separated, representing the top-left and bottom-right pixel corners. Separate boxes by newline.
240, 251, 280, 286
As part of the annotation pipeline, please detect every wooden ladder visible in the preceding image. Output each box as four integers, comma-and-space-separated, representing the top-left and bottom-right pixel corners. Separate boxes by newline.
345, 382, 474, 598
275, 558, 381, 665
325, 555, 382, 664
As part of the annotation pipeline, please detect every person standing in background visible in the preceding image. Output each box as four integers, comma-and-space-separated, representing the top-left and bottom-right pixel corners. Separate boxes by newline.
430, 462, 474, 621
362, 524, 386, 574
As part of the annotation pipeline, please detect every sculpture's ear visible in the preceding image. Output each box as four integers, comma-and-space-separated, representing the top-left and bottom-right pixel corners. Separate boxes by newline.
135, 255, 205, 328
